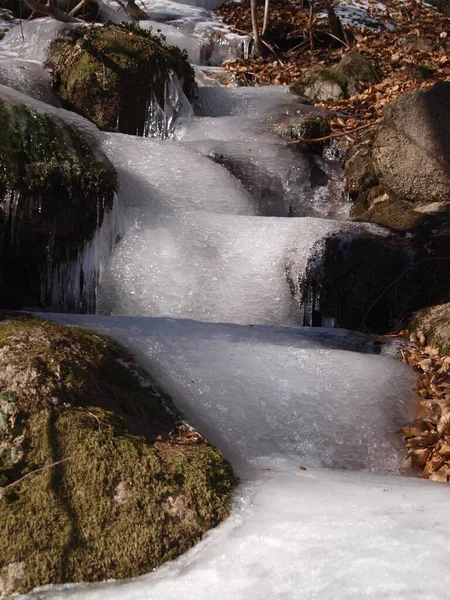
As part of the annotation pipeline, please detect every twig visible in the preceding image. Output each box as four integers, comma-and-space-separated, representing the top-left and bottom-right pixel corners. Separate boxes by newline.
261, 39, 284, 65
68, 0, 86, 18
286, 122, 374, 146
320, 30, 351, 49
1, 458, 71, 493
20, 0, 82, 22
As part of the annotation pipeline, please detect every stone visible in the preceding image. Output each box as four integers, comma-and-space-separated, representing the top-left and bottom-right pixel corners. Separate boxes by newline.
372, 83, 450, 204
0, 315, 236, 596
0, 96, 116, 309
410, 303, 450, 354
290, 67, 348, 104
336, 52, 380, 91
47, 23, 195, 135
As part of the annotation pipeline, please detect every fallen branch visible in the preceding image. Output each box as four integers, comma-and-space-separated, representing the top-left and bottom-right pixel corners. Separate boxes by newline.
1, 458, 71, 493
285, 122, 374, 146
20, 0, 83, 22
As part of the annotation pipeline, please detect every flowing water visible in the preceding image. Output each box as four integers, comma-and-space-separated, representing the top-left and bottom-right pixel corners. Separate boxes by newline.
1, 3, 450, 598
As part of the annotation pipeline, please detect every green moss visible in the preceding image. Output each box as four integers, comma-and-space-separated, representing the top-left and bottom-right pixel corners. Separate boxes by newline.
47, 23, 196, 134
0, 314, 237, 595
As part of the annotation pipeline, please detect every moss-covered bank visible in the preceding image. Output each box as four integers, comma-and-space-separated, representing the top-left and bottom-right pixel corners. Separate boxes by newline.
47, 23, 196, 135
0, 314, 236, 596
0, 98, 116, 308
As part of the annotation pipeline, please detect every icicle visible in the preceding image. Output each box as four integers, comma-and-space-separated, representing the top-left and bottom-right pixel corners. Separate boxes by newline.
50, 193, 124, 314
143, 73, 193, 140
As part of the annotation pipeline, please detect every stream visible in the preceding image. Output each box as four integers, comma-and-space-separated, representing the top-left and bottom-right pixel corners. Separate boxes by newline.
2, 1, 450, 598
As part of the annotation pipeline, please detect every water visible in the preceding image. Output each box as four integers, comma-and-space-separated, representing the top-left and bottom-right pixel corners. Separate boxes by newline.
2, 5, 449, 599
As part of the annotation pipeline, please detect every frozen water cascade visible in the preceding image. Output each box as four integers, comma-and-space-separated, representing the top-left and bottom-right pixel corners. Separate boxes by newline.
2, 8, 450, 600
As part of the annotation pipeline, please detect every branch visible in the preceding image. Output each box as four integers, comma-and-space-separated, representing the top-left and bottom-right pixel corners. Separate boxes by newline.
1, 458, 72, 493
262, 0, 270, 37
20, 0, 82, 22
112, 0, 148, 20
68, 0, 87, 18
285, 123, 374, 146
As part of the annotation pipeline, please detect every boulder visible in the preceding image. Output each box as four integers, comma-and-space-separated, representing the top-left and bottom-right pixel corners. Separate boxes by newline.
47, 23, 195, 135
286, 231, 428, 332
410, 303, 450, 354
290, 67, 348, 104
0, 314, 236, 596
372, 82, 450, 204
336, 52, 379, 91
0, 97, 116, 309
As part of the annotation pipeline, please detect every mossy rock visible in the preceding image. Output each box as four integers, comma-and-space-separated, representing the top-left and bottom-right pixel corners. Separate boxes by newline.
47, 23, 196, 135
336, 52, 380, 90
0, 314, 236, 596
0, 98, 116, 309
290, 67, 348, 104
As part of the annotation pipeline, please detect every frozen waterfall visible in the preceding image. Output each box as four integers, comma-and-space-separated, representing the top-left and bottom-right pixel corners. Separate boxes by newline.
2, 4, 450, 600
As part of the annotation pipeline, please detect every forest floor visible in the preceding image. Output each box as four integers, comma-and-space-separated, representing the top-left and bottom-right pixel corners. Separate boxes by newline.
215, 0, 450, 141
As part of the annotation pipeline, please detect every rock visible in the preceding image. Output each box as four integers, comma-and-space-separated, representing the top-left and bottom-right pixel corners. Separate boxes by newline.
273, 113, 331, 153
47, 23, 195, 135
373, 82, 450, 204
287, 231, 426, 332
0, 97, 116, 309
410, 303, 450, 354
0, 314, 236, 596
336, 52, 379, 91
290, 67, 348, 104
401, 37, 436, 54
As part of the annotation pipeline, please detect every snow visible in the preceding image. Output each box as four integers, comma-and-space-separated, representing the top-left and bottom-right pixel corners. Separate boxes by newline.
18, 469, 450, 600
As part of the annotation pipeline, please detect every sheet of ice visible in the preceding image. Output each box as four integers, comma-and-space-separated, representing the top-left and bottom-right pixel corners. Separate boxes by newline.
98, 213, 384, 323
193, 85, 308, 119
100, 133, 256, 216
18, 468, 450, 600
39, 314, 416, 474
0, 18, 76, 63
0, 58, 60, 105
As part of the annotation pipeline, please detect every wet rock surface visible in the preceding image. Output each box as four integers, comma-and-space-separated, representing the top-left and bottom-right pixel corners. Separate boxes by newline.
0, 96, 116, 309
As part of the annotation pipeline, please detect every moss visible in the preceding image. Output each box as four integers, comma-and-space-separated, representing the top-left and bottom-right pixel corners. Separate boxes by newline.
0, 99, 116, 307
0, 314, 237, 595
47, 23, 196, 135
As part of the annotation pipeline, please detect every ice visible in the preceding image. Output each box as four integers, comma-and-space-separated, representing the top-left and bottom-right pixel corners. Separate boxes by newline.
98, 0, 250, 65
193, 85, 306, 118
100, 133, 256, 215
38, 314, 416, 474
18, 468, 450, 600
0, 58, 59, 105
98, 213, 385, 323
0, 18, 75, 63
